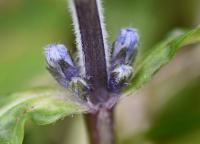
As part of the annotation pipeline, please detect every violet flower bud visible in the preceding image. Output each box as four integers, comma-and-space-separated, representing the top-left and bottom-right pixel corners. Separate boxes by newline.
108, 65, 133, 92
112, 28, 139, 65
109, 28, 139, 93
45, 44, 79, 87
112, 64, 133, 83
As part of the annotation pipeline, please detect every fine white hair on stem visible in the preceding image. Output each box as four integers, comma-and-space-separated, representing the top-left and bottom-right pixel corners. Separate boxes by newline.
96, 0, 110, 79
68, 0, 86, 76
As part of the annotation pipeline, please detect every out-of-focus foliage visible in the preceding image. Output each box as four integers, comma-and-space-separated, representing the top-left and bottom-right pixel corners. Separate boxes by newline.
0, 0, 200, 144
148, 78, 200, 143
0, 0, 73, 94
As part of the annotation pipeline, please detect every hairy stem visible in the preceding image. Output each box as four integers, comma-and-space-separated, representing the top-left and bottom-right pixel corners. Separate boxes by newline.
72, 0, 109, 104
70, 0, 115, 143
85, 108, 115, 144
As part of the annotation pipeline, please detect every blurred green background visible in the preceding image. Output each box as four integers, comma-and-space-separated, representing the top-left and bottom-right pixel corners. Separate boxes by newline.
0, 0, 200, 144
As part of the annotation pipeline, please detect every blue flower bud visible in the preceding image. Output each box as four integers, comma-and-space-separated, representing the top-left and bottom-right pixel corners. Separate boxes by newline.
108, 65, 132, 92
112, 28, 139, 65
45, 44, 79, 87
45, 44, 74, 67
112, 65, 133, 83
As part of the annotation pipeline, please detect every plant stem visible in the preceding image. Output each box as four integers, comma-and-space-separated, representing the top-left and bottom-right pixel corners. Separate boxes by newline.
85, 108, 115, 144
71, 0, 115, 143
73, 0, 109, 104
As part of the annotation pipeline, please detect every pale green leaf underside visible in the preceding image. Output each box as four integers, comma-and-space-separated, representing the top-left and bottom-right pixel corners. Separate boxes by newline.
0, 87, 88, 144
125, 26, 200, 94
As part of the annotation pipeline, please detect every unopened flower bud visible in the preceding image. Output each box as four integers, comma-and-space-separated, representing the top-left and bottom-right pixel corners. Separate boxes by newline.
112, 65, 133, 83
45, 44, 79, 87
112, 28, 139, 65
69, 77, 90, 100
108, 65, 133, 92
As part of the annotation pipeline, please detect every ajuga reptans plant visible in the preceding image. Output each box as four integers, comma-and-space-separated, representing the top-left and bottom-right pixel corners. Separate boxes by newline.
0, 0, 200, 144
45, 0, 139, 142
45, 28, 139, 143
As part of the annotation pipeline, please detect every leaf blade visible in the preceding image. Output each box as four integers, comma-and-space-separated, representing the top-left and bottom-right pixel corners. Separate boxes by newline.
125, 26, 200, 94
0, 87, 88, 144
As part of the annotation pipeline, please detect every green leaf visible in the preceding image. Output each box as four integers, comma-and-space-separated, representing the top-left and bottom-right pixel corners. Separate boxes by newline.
0, 87, 88, 144
125, 26, 200, 94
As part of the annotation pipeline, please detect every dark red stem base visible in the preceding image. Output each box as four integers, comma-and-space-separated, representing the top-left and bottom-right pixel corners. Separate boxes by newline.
85, 108, 115, 144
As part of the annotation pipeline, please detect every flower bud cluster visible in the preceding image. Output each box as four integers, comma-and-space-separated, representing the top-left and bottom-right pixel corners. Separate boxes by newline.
45, 44, 89, 99
109, 28, 139, 92
44, 28, 139, 102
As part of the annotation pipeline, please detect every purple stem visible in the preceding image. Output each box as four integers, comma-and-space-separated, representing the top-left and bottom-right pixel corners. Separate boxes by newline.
73, 0, 115, 143
85, 108, 115, 144
74, 0, 109, 104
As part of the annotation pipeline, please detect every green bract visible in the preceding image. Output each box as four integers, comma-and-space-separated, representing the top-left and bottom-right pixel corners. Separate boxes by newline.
0, 87, 87, 144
